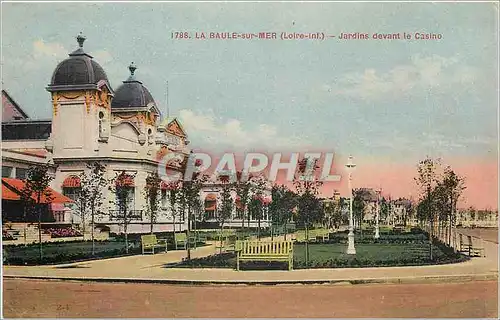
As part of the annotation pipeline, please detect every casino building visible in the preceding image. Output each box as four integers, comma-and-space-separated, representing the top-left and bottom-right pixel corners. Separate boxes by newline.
2, 34, 191, 235
2, 34, 272, 239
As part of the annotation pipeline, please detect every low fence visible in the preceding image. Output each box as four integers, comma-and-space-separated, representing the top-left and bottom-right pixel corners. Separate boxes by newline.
421, 223, 486, 257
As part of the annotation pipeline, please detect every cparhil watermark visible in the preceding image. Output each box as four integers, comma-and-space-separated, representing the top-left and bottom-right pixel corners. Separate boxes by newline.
158, 151, 342, 184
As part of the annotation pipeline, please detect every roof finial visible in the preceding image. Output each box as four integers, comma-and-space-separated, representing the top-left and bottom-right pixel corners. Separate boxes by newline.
76, 32, 86, 48
128, 62, 137, 76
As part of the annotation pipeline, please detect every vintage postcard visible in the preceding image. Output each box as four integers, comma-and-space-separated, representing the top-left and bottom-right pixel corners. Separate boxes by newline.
1, 1, 498, 318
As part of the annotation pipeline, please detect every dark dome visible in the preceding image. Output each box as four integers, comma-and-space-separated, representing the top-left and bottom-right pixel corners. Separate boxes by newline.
111, 63, 156, 109
48, 34, 109, 88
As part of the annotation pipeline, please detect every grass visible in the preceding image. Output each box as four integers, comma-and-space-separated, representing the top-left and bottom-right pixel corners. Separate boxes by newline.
294, 243, 445, 263
169, 240, 466, 270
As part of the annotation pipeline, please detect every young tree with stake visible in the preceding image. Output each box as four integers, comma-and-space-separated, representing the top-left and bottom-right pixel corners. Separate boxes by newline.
143, 172, 162, 234
20, 165, 54, 261
108, 171, 137, 254
78, 162, 107, 256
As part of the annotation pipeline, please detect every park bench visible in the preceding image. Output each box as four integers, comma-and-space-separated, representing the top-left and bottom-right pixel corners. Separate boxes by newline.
458, 234, 485, 257
216, 234, 237, 252
313, 229, 330, 242
235, 240, 294, 271
174, 232, 187, 250
141, 234, 168, 254
189, 232, 208, 246
293, 230, 315, 242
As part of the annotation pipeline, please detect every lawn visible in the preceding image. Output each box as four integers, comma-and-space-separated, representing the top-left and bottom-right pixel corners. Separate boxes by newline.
170, 236, 466, 269
293, 243, 449, 267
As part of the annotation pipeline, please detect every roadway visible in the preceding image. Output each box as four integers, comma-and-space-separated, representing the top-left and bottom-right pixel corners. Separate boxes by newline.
3, 279, 497, 318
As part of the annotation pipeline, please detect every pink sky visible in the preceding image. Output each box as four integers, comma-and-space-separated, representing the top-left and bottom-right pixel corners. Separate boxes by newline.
320, 157, 498, 210
189, 151, 498, 210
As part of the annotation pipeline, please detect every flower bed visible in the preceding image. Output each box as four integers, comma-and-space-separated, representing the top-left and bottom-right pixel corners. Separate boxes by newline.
2, 230, 15, 241
44, 227, 83, 238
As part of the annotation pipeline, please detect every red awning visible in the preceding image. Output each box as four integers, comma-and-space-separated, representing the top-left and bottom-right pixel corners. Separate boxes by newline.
204, 193, 217, 211
62, 175, 81, 188
1, 178, 74, 204
235, 195, 244, 209
115, 174, 135, 187
2, 183, 20, 200
205, 193, 217, 201
160, 180, 180, 190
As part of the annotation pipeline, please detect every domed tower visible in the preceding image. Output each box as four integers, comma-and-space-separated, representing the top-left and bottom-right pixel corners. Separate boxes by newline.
46, 33, 113, 158
111, 63, 161, 147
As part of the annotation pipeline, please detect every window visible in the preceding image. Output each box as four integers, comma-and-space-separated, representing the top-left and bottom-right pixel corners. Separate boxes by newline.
161, 189, 168, 208
15, 168, 27, 179
2, 166, 13, 178
116, 186, 135, 212
98, 111, 104, 134
63, 187, 81, 202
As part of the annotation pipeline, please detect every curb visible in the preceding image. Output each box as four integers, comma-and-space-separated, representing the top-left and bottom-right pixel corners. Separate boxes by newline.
3, 272, 497, 286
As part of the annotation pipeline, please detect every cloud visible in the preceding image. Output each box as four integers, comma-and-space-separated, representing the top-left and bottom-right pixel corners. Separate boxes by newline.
93, 50, 113, 64
32, 40, 67, 60
178, 109, 306, 151
328, 54, 479, 101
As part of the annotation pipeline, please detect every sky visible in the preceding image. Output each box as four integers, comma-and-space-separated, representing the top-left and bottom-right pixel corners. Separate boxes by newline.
1, 2, 498, 209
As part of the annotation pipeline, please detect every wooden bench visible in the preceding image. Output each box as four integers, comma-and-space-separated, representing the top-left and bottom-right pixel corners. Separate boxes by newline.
174, 232, 187, 250
189, 232, 207, 245
459, 234, 485, 257
235, 240, 294, 271
314, 229, 330, 242
216, 234, 237, 252
141, 234, 168, 254
293, 230, 315, 242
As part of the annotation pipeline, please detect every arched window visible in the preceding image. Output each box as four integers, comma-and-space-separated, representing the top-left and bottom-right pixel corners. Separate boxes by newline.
204, 193, 217, 220
115, 173, 135, 215
98, 111, 104, 135
62, 175, 81, 201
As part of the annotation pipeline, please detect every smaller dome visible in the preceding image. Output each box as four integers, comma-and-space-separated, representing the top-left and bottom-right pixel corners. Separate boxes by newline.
111, 63, 156, 109
48, 33, 109, 90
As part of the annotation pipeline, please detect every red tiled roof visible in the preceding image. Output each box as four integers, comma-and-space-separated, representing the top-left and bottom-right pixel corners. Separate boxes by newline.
1, 178, 73, 203
2, 183, 21, 200
6, 149, 48, 158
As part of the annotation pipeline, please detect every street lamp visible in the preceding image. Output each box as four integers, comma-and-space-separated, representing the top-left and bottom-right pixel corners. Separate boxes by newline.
345, 155, 356, 255
374, 188, 382, 239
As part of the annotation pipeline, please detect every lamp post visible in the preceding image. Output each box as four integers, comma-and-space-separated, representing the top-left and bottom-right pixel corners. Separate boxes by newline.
345, 155, 356, 255
374, 188, 382, 239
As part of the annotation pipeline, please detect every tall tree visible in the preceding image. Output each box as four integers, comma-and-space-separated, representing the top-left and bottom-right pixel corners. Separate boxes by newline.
352, 188, 369, 232
415, 157, 442, 260
249, 175, 268, 239
440, 166, 466, 245
108, 171, 137, 254
143, 172, 162, 235
293, 158, 323, 266
179, 172, 207, 260
323, 197, 345, 231
20, 165, 54, 261
78, 162, 107, 255
217, 178, 234, 253
268, 184, 297, 240
166, 181, 181, 248
234, 171, 252, 230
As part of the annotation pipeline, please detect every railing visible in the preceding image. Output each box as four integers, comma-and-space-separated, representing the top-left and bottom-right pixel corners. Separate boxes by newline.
108, 210, 143, 221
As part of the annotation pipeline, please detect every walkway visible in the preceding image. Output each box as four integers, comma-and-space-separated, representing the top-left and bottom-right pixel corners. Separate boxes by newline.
3, 239, 498, 284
